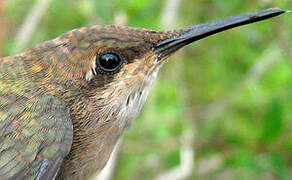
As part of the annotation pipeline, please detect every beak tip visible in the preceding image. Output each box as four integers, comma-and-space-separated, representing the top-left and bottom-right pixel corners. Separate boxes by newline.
154, 7, 287, 57
262, 7, 286, 17
268, 7, 286, 13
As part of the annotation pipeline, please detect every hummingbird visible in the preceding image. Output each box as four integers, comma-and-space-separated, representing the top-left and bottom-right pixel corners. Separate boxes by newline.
0, 8, 286, 180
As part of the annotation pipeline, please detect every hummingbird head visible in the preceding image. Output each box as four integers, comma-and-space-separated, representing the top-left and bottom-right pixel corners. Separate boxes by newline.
25, 8, 284, 128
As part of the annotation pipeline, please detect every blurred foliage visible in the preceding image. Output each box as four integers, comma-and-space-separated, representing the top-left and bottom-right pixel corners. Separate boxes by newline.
2, 0, 292, 179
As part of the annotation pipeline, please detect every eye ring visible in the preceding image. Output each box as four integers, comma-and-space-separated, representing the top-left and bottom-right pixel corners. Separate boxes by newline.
95, 52, 123, 73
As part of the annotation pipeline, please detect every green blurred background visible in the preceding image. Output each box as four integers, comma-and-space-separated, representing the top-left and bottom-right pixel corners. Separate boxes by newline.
1, 0, 291, 179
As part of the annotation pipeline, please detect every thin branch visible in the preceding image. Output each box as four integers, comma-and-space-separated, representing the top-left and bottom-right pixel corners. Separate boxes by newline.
160, 0, 181, 29
273, 18, 292, 66
0, 0, 6, 57
155, 132, 194, 180
114, 11, 128, 26
155, 0, 195, 179
12, 0, 53, 54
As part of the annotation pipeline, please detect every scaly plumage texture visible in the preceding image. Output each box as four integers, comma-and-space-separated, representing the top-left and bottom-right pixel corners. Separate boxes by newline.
0, 51, 73, 179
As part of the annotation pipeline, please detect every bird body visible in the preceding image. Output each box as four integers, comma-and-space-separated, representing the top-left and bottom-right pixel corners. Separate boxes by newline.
0, 8, 285, 180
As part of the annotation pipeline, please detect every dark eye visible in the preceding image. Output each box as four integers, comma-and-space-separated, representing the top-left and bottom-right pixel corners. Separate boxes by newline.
96, 53, 122, 72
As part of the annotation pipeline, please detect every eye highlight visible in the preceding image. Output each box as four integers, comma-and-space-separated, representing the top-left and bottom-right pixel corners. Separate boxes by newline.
96, 53, 122, 73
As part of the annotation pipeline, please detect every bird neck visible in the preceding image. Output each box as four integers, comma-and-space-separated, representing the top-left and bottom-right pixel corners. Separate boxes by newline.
58, 67, 160, 179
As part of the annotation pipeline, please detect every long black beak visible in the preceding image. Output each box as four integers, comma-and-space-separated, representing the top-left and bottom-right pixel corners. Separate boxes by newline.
154, 8, 286, 57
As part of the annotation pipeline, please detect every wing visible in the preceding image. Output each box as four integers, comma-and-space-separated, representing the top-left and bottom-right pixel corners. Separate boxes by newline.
0, 94, 73, 180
